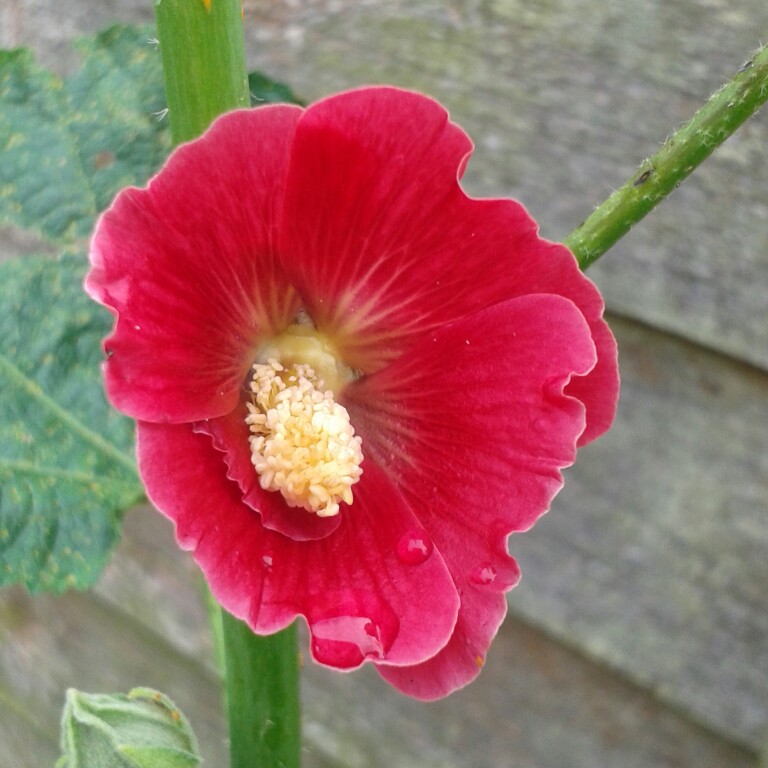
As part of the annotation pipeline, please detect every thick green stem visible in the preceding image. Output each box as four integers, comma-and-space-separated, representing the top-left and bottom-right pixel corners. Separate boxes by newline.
154, 0, 249, 145
565, 45, 768, 268
152, 2, 302, 767
222, 612, 301, 768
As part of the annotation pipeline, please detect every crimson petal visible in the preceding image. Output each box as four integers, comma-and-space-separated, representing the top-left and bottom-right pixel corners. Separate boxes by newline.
281, 86, 474, 372
194, 409, 342, 541
86, 106, 302, 423
344, 294, 598, 698
137, 422, 460, 669
280, 87, 616, 439
492, 238, 619, 446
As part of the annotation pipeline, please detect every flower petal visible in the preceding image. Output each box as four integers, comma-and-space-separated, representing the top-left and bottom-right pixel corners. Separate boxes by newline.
280, 86, 474, 371
497, 238, 619, 446
343, 294, 598, 698
86, 106, 303, 423
137, 422, 460, 669
379, 593, 509, 700
194, 409, 342, 541
564, 307, 619, 445
280, 86, 616, 439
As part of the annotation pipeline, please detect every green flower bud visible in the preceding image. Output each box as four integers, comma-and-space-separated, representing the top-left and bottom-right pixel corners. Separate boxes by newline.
57, 687, 202, 768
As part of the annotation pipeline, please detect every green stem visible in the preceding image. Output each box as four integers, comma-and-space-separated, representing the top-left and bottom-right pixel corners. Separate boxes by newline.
222, 612, 302, 768
154, 0, 250, 145
153, 2, 302, 767
565, 44, 768, 268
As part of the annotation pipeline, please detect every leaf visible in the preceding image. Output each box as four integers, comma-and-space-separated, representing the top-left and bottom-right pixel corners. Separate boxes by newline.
64, 27, 171, 218
248, 71, 305, 107
0, 25, 301, 248
0, 25, 304, 592
0, 26, 170, 247
58, 687, 202, 768
0, 20, 302, 257
0, 252, 143, 592
0, 49, 97, 243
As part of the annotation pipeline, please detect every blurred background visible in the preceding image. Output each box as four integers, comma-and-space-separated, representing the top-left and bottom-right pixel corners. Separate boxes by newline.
1, 1, 767, 766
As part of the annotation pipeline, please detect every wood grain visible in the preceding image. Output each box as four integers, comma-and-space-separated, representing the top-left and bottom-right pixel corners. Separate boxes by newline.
2, 504, 757, 767
510, 315, 768, 749
241, 0, 768, 370
2, 0, 767, 763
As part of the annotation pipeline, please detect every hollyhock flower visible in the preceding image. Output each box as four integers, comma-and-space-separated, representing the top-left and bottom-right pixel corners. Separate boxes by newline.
86, 87, 618, 699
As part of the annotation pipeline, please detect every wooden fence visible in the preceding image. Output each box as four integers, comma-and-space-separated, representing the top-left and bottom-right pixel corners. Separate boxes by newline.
1, 1, 766, 765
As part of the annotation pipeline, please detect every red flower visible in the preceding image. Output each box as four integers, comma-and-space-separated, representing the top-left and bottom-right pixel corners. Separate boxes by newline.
86, 87, 618, 699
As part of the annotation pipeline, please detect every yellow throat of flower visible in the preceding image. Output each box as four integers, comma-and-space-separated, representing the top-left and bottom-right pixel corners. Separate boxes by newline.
245, 353, 363, 518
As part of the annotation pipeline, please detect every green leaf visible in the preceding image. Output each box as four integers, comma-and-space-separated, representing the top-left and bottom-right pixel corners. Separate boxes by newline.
248, 71, 304, 107
0, 252, 142, 593
64, 27, 171, 217
0, 25, 304, 592
0, 24, 301, 248
58, 687, 202, 768
0, 25, 170, 246
0, 48, 97, 243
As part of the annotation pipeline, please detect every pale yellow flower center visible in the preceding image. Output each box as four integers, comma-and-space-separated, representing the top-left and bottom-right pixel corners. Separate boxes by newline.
245, 357, 363, 517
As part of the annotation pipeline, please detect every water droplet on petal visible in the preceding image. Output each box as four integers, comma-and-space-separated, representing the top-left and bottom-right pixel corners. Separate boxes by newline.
470, 563, 497, 586
396, 530, 433, 566
308, 591, 399, 668
262, 554, 273, 569
312, 616, 384, 659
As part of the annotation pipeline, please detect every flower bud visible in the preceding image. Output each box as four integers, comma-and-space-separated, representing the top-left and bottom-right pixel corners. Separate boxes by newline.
57, 686, 201, 768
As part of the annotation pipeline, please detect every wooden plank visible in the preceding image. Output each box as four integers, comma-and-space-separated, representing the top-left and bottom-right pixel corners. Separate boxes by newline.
2, 0, 767, 761
301, 617, 760, 768
239, 0, 768, 370
0, 585, 230, 767
94, 320, 768, 753
0, 0, 154, 74
0, 697, 59, 767
6, 0, 767, 368
0, 506, 751, 768
509, 313, 768, 749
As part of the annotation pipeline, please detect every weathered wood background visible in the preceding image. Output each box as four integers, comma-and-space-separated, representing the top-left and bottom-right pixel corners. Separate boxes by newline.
1, 1, 767, 766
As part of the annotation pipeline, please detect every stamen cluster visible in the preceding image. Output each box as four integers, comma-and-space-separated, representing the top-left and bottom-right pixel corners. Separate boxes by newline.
245, 359, 364, 517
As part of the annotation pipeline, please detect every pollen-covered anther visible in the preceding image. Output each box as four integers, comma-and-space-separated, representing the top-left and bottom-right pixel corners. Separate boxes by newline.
245, 358, 363, 517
